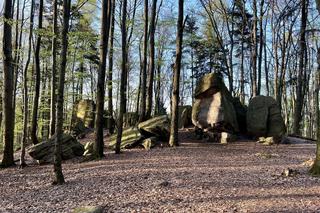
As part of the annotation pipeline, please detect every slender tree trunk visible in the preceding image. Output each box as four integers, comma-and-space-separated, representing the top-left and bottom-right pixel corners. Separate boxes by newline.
31, 0, 43, 145
257, 0, 264, 96
264, 17, 269, 96
1, 0, 15, 168
169, 0, 184, 147
240, 39, 245, 104
252, 0, 258, 96
20, 0, 35, 167
94, 0, 112, 158
293, 0, 308, 135
136, 37, 143, 114
107, 0, 116, 135
139, 0, 148, 122
115, 0, 128, 154
50, 0, 58, 137
155, 47, 163, 115
53, 0, 71, 185
146, 0, 157, 118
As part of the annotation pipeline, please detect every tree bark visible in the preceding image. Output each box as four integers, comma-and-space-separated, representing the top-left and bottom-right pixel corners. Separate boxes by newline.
94, 0, 112, 158
257, 0, 265, 96
1, 0, 15, 168
115, 0, 128, 154
293, 0, 308, 135
50, 0, 58, 137
146, 0, 157, 118
139, 0, 148, 122
169, 0, 184, 147
107, 0, 116, 135
53, 0, 71, 185
31, 0, 43, 145
251, 0, 258, 96
20, 0, 34, 167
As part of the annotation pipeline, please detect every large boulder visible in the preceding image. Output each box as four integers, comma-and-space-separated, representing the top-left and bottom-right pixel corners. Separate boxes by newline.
108, 127, 142, 150
247, 96, 286, 138
192, 73, 239, 133
28, 134, 84, 164
138, 115, 170, 140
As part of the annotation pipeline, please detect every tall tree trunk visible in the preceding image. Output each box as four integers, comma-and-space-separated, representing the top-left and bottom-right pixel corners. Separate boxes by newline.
115, 0, 128, 154
139, 0, 148, 122
107, 0, 116, 135
50, 0, 58, 137
146, 0, 157, 118
293, 0, 308, 135
53, 0, 71, 185
257, 0, 264, 96
94, 0, 112, 158
155, 47, 163, 115
264, 16, 269, 96
1, 0, 15, 168
169, 0, 184, 147
20, 0, 34, 167
251, 0, 258, 96
31, 0, 43, 145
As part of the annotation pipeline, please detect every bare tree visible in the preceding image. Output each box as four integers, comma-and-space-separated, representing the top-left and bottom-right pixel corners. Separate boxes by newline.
53, 0, 71, 185
293, 0, 308, 135
107, 0, 116, 135
146, 0, 157, 118
115, 0, 128, 154
50, 0, 58, 137
20, 0, 35, 167
94, 0, 112, 158
139, 0, 148, 122
169, 0, 184, 147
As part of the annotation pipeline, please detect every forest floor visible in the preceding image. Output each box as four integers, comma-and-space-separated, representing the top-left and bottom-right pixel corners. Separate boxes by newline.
0, 129, 320, 213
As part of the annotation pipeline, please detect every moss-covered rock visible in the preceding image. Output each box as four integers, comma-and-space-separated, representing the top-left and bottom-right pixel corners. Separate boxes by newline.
108, 127, 142, 150
28, 134, 84, 164
247, 96, 286, 138
138, 115, 170, 140
142, 137, 161, 150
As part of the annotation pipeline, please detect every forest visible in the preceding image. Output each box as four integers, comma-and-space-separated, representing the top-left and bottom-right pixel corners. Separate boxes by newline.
1, 0, 320, 212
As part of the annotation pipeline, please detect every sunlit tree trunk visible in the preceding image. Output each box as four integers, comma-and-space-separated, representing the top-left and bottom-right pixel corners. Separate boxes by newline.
169, 0, 184, 147
53, 0, 71, 185
139, 0, 148, 122
107, 0, 116, 135
115, 0, 128, 154
94, 0, 112, 158
146, 0, 157, 118
20, 0, 34, 167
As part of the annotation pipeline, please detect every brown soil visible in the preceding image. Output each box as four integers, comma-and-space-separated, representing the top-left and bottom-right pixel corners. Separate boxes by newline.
0, 130, 319, 212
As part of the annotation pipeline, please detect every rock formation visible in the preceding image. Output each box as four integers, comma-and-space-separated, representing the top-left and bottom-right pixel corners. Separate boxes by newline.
247, 96, 286, 140
192, 73, 239, 133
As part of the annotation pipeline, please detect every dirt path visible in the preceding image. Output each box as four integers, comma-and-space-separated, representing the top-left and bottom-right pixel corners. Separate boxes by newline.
0, 131, 319, 212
